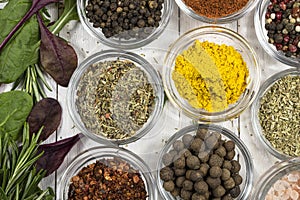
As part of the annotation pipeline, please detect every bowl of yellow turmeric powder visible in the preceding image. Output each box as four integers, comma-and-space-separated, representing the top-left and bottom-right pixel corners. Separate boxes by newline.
163, 26, 260, 122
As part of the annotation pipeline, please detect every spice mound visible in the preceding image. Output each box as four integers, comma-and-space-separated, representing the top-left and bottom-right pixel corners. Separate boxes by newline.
183, 0, 249, 18
172, 40, 249, 112
160, 128, 244, 199
265, 0, 300, 58
76, 59, 155, 140
265, 171, 300, 200
85, 0, 164, 39
68, 158, 148, 199
258, 75, 300, 157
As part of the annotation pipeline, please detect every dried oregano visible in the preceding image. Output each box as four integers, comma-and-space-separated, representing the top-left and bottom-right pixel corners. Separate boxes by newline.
76, 60, 155, 140
259, 75, 300, 157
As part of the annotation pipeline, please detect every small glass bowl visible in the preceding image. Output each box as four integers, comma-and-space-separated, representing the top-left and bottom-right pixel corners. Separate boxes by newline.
77, 0, 172, 49
175, 0, 259, 24
163, 26, 260, 122
251, 68, 300, 160
251, 157, 300, 200
59, 146, 157, 199
254, 0, 300, 67
67, 49, 164, 145
157, 124, 254, 200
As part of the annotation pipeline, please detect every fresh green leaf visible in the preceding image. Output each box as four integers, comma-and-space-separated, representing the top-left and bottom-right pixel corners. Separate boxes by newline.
50, 0, 79, 34
0, 91, 33, 140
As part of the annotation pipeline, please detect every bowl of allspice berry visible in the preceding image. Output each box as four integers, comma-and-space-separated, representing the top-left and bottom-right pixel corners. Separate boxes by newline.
77, 0, 173, 49
157, 124, 254, 200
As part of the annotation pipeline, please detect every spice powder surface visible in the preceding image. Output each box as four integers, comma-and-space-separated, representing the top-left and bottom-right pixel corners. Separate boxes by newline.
184, 0, 249, 18
172, 40, 249, 112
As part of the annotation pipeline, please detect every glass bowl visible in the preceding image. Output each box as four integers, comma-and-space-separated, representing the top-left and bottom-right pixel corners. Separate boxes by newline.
251, 157, 300, 200
251, 68, 300, 160
163, 26, 260, 122
59, 146, 157, 199
67, 49, 164, 145
77, 0, 172, 49
157, 124, 254, 200
175, 0, 259, 24
254, 0, 300, 67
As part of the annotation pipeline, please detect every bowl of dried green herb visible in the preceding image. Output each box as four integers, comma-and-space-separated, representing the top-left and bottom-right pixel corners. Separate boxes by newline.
59, 146, 157, 199
67, 49, 164, 145
251, 68, 300, 160
157, 124, 254, 200
163, 26, 260, 122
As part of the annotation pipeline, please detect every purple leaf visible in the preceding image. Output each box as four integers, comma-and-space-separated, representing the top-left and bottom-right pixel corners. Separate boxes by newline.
37, 14, 78, 87
36, 133, 83, 177
27, 98, 62, 142
0, 0, 60, 51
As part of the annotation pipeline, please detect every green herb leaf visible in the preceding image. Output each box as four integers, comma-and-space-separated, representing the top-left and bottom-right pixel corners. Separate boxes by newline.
0, 188, 8, 200
0, 91, 33, 140
0, 0, 40, 83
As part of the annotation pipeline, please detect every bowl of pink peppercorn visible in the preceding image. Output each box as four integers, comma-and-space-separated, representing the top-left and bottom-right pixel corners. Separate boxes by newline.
254, 0, 300, 67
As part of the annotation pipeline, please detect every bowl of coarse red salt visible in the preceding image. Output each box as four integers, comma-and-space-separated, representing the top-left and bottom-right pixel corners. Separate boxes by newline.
251, 157, 300, 200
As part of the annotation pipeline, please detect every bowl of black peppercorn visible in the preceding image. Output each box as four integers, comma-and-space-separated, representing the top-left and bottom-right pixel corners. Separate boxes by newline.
157, 124, 253, 200
254, 0, 300, 67
77, 0, 173, 49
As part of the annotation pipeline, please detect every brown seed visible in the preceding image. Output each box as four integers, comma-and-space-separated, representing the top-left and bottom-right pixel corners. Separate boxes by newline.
194, 180, 209, 194
209, 166, 222, 178
212, 185, 226, 198
224, 140, 235, 152
163, 180, 175, 192
186, 155, 200, 169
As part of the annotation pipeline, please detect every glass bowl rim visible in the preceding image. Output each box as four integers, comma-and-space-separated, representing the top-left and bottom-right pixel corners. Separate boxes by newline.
254, 0, 300, 68
67, 49, 165, 145
76, 0, 173, 49
175, 0, 259, 24
156, 123, 254, 200
251, 157, 300, 200
251, 68, 300, 160
59, 146, 157, 199
163, 25, 260, 122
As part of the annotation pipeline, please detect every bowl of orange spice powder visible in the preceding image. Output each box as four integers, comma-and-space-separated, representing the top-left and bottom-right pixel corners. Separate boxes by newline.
163, 26, 260, 122
176, 0, 259, 23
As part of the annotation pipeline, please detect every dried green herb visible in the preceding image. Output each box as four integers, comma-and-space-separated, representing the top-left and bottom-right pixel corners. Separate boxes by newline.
76, 60, 155, 140
259, 75, 300, 157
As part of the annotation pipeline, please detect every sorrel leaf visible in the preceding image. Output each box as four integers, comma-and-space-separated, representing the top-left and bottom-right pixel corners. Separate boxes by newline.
27, 98, 62, 142
36, 133, 83, 176
50, 0, 79, 34
0, 91, 33, 140
38, 14, 78, 87
0, 0, 39, 83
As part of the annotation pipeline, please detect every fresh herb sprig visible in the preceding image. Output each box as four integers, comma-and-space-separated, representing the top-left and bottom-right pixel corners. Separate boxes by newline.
0, 123, 54, 199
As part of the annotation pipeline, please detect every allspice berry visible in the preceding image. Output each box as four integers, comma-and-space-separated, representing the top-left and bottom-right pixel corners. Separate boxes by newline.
170, 187, 180, 197
162, 153, 174, 166
222, 160, 232, 170
232, 174, 243, 186
221, 168, 231, 181
212, 185, 226, 198
163, 180, 175, 192
189, 170, 203, 182
229, 186, 241, 198
206, 177, 221, 189
182, 180, 194, 191
231, 160, 241, 173
174, 168, 186, 176
190, 138, 204, 153
223, 177, 236, 190
199, 163, 210, 176
215, 146, 227, 158
181, 189, 192, 200
174, 156, 185, 169
176, 176, 186, 187
173, 140, 185, 152
205, 132, 221, 150
182, 134, 194, 147
186, 155, 200, 169
225, 150, 236, 160
198, 151, 210, 163
160, 166, 174, 181
194, 180, 209, 194
196, 128, 208, 140
209, 154, 223, 167
192, 193, 206, 200
224, 140, 235, 152
222, 194, 234, 200
209, 166, 222, 178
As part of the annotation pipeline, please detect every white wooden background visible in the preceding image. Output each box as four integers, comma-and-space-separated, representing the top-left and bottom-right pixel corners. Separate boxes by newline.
0, 1, 294, 199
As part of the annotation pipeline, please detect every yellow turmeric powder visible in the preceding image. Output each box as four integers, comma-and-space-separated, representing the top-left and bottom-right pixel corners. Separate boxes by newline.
172, 40, 249, 112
